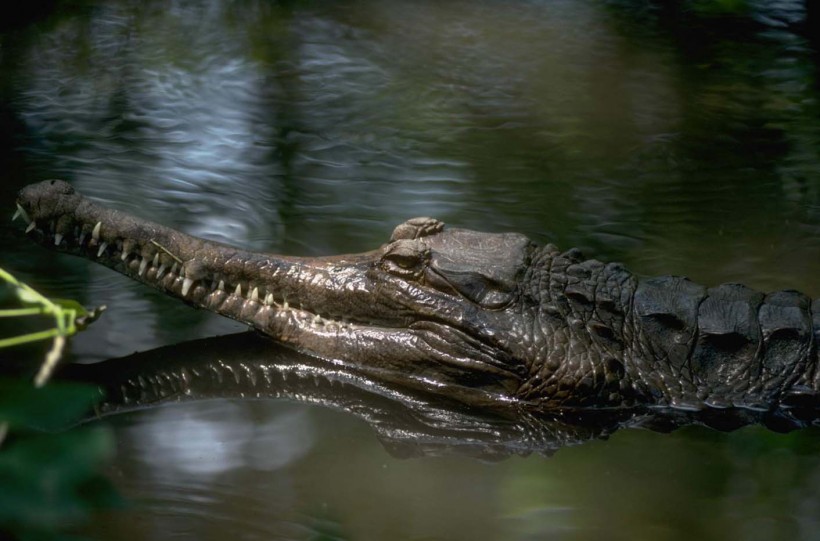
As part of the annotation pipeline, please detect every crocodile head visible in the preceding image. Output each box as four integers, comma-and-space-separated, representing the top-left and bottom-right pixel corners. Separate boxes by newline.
16, 180, 552, 406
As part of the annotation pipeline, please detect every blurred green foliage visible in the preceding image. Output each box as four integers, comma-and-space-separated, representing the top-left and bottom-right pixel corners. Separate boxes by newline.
0, 380, 122, 541
0, 269, 120, 541
0, 267, 105, 387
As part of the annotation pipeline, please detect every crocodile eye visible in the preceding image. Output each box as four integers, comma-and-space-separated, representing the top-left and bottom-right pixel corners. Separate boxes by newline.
386, 252, 419, 269
381, 240, 429, 278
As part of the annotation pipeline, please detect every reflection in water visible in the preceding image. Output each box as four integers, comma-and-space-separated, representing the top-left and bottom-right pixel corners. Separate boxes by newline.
133, 403, 314, 475
18, 2, 282, 248
64, 332, 820, 458
61, 332, 820, 540
63, 333, 627, 459
8, 0, 820, 279
2, 0, 820, 539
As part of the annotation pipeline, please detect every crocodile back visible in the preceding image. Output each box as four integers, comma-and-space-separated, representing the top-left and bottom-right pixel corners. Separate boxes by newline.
632, 277, 816, 410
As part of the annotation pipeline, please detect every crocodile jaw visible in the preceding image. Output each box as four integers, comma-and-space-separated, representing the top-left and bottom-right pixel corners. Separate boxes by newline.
15, 180, 524, 404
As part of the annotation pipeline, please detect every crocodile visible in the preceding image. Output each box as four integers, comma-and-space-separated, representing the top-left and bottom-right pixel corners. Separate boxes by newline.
13, 179, 820, 414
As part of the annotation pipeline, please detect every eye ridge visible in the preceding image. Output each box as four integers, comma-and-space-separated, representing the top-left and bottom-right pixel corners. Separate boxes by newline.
380, 245, 430, 276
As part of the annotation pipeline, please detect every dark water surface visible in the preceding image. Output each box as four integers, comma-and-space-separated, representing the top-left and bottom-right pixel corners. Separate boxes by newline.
2, 0, 820, 539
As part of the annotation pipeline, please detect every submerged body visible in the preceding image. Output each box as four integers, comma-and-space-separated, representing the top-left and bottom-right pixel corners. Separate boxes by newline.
14, 180, 820, 412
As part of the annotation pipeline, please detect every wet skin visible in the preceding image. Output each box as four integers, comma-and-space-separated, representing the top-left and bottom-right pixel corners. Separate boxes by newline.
14, 180, 820, 412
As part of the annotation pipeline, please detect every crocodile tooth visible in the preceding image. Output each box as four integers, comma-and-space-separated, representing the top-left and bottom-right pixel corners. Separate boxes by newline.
182, 278, 194, 297
121, 250, 130, 261
234, 284, 242, 297
251, 287, 259, 302
171, 263, 179, 275
283, 299, 289, 310
79, 232, 86, 245
91, 221, 102, 242
96, 242, 108, 257
265, 293, 274, 305
25, 222, 36, 233
157, 264, 167, 279
54, 233, 63, 246
153, 253, 159, 266
139, 258, 148, 276
218, 280, 225, 291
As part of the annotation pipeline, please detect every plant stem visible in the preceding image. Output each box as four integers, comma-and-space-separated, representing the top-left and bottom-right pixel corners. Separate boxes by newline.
34, 335, 66, 388
0, 308, 47, 317
0, 328, 61, 349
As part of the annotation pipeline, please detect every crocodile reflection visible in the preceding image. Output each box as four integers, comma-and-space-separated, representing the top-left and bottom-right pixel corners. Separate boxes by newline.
59, 332, 820, 459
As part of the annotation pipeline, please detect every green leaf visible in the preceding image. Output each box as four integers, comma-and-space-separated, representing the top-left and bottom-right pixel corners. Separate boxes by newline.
0, 427, 121, 530
0, 380, 102, 431
48, 299, 88, 319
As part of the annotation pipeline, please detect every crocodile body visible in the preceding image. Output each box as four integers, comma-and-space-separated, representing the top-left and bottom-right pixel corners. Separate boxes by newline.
15, 180, 820, 412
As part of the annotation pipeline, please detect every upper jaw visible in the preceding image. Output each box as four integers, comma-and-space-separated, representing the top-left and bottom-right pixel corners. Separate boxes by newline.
15, 181, 389, 328
16, 179, 246, 304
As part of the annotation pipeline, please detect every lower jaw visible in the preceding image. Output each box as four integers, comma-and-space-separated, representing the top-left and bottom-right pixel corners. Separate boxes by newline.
261, 320, 524, 405
25, 223, 409, 351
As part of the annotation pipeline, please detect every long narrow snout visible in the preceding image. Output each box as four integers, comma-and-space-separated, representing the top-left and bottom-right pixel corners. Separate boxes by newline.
14, 180, 529, 407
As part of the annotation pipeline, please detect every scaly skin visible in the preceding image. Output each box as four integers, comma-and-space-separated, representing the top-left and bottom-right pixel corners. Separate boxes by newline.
14, 180, 820, 412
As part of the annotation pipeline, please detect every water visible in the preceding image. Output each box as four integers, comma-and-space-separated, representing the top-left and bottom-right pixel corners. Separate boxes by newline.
1, 0, 820, 539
